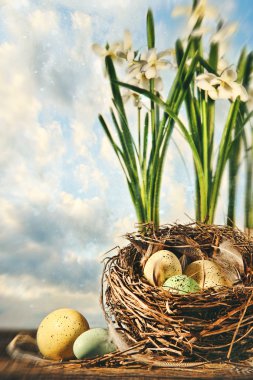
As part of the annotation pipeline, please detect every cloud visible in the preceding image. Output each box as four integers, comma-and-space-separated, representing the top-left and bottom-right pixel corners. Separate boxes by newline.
0, 274, 105, 328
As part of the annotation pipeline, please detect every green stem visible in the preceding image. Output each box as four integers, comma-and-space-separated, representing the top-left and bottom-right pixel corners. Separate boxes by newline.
138, 106, 141, 157
245, 127, 253, 231
209, 100, 240, 224
150, 79, 156, 139
227, 125, 241, 226
201, 97, 209, 221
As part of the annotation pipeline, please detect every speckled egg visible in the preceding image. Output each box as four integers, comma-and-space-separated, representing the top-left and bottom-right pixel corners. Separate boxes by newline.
37, 308, 89, 360
185, 260, 232, 290
163, 274, 200, 294
143, 250, 182, 286
73, 328, 116, 359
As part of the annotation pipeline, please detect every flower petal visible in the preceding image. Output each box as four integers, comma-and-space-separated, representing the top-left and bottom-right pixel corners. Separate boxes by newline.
145, 66, 157, 79
154, 77, 163, 91
156, 60, 170, 70
141, 63, 151, 72
92, 43, 106, 56
217, 57, 229, 75
140, 51, 148, 61
157, 49, 175, 59
217, 83, 233, 99
123, 30, 132, 51
171, 5, 191, 17
230, 82, 249, 102
205, 5, 219, 19
211, 22, 238, 43
196, 73, 218, 83
191, 26, 210, 37
221, 68, 237, 82
147, 48, 157, 63
208, 87, 218, 100
196, 79, 214, 91
127, 50, 135, 62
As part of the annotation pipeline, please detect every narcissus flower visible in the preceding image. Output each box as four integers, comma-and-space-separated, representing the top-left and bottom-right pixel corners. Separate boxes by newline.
195, 73, 219, 100
123, 72, 163, 107
211, 22, 238, 44
92, 42, 122, 60
140, 48, 174, 79
196, 69, 248, 102
116, 30, 135, 63
172, 0, 218, 31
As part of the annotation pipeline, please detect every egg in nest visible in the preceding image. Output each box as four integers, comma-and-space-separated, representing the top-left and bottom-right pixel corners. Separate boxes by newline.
185, 260, 232, 290
144, 250, 182, 286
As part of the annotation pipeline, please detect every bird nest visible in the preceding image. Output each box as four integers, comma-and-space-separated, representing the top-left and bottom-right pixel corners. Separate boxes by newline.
101, 223, 253, 364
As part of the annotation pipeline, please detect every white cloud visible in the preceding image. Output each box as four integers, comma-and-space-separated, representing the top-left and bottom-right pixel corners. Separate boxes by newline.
28, 9, 58, 34
0, 274, 105, 328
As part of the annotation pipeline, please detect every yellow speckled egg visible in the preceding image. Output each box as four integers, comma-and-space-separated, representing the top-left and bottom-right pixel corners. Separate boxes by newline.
184, 260, 232, 290
144, 250, 182, 286
37, 308, 89, 360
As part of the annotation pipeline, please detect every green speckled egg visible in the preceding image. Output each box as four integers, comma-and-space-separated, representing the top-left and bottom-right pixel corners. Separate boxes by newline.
163, 274, 200, 294
73, 328, 116, 359
143, 250, 182, 286
37, 308, 89, 360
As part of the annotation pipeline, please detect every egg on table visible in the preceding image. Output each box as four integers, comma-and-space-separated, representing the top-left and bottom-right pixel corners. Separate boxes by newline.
37, 308, 89, 360
143, 250, 182, 286
163, 274, 200, 294
184, 260, 232, 290
73, 328, 116, 359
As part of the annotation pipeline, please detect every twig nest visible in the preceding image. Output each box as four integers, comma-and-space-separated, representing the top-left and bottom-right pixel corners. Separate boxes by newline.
102, 223, 253, 362
163, 274, 200, 294
143, 250, 182, 286
184, 260, 232, 289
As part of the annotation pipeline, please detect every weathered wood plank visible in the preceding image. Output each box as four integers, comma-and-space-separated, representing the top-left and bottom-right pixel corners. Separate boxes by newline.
1, 330, 253, 379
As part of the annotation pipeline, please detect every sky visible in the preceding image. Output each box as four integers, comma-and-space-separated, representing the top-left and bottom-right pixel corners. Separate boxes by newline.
0, 0, 252, 329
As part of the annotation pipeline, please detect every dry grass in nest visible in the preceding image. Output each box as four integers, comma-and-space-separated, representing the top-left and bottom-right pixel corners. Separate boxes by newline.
101, 222, 253, 364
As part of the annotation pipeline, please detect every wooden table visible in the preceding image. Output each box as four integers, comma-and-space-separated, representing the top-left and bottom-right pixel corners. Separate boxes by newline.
1, 330, 253, 379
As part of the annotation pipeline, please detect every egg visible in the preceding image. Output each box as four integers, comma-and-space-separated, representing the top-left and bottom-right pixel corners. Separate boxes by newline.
163, 274, 200, 294
73, 328, 116, 359
37, 308, 89, 360
143, 250, 182, 286
185, 260, 232, 290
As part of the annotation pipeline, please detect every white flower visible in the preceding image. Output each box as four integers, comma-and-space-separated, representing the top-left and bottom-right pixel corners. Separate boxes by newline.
211, 22, 238, 44
123, 72, 163, 107
117, 30, 135, 63
195, 73, 219, 100
140, 48, 173, 79
196, 69, 248, 102
217, 57, 229, 75
92, 42, 122, 60
172, 0, 218, 31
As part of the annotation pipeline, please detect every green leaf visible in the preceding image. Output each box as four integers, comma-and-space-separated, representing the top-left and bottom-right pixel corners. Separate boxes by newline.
208, 42, 218, 70
146, 9, 155, 49
142, 112, 149, 170
175, 39, 184, 67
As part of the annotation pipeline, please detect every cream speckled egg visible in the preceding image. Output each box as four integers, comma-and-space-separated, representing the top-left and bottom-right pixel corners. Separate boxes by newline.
37, 308, 89, 360
143, 250, 182, 286
184, 260, 232, 290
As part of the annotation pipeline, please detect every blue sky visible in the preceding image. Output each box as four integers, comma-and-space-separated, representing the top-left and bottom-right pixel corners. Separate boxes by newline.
0, 0, 252, 329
